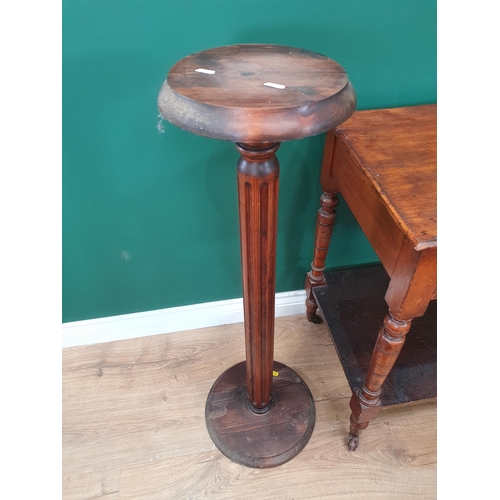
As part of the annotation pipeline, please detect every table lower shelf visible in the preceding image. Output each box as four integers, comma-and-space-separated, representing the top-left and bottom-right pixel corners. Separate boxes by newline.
313, 264, 436, 407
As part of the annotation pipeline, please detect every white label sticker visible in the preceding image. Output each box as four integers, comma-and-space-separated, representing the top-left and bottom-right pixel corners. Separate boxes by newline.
195, 68, 215, 74
264, 82, 286, 89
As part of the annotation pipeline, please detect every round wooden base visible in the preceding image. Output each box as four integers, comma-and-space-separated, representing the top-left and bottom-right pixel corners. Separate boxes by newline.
205, 361, 315, 468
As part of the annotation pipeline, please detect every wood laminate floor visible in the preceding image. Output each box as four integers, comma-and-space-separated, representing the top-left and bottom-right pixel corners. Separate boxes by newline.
62, 315, 437, 499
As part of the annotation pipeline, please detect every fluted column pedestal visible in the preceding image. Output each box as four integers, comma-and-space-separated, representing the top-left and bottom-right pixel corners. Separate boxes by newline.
205, 143, 315, 468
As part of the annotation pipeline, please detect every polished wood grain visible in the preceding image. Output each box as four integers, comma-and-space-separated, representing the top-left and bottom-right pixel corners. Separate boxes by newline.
306, 105, 437, 451
334, 105, 436, 251
62, 315, 437, 499
158, 44, 356, 142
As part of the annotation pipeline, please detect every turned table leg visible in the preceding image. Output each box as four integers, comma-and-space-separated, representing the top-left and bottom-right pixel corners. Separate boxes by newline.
305, 129, 341, 324
205, 142, 315, 468
345, 234, 436, 450
347, 311, 412, 451
305, 191, 339, 323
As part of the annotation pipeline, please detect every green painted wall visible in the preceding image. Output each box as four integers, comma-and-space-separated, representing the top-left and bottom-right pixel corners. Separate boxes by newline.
62, 0, 436, 322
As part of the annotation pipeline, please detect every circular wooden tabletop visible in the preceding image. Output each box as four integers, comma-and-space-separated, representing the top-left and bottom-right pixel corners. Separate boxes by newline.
158, 44, 356, 142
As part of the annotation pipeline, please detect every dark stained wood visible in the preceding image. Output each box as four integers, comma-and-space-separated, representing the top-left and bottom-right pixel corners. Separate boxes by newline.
204, 142, 316, 467
306, 105, 437, 451
158, 44, 356, 142
159, 44, 355, 467
205, 361, 315, 468
236, 142, 280, 411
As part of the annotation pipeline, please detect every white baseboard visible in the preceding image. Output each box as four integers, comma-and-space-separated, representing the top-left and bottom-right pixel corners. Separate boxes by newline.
62, 290, 307, 348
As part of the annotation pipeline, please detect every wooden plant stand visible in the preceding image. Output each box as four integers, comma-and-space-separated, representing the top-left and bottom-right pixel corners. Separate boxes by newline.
158, 44, 356, 467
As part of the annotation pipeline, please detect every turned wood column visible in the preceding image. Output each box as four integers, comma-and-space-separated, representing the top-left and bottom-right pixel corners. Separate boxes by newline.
236, 142, 280, 412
